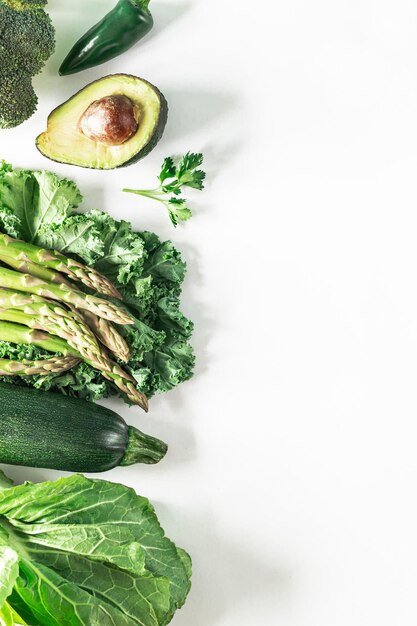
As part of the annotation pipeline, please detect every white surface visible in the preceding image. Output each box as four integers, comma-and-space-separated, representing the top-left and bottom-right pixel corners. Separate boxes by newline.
3, 0, 417, 624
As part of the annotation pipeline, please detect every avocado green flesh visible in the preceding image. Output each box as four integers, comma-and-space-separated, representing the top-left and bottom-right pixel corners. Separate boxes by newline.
36, 74, 167, 170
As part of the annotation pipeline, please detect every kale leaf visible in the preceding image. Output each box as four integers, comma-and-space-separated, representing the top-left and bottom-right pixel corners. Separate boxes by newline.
0, 162, 195, 401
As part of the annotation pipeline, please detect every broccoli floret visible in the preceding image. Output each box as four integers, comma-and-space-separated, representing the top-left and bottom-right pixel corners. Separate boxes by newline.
2, 0, 48, 9
0, 6, 54, 74
0, 3, 55, 67
0, 71, 37, 129
0, 0, 54, 128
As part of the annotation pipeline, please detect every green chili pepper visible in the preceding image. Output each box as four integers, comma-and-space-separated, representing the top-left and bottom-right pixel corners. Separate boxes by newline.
59, 0, 153, 76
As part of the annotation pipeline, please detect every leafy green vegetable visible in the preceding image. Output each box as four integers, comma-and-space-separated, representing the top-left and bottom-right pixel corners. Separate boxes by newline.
123, 152, 206, 226
0, 1, 55, 128
0, 600, 28, 626
0, 471, 191, 625
0, 161, 195, 401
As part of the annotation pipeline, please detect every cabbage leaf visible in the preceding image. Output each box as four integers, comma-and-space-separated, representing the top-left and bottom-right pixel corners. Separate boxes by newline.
0, 472, 191, 625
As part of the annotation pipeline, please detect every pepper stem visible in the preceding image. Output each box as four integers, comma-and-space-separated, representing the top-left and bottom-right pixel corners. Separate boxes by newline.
121, 426, 168, 465
129, 0, 152, 13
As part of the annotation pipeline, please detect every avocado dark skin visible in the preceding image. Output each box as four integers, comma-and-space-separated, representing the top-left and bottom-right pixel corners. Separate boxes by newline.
124, 89, 168, 167
36, 74, 168, 170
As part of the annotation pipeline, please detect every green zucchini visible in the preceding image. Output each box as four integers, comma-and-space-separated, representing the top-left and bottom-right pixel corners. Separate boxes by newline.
0, 383, 167, 472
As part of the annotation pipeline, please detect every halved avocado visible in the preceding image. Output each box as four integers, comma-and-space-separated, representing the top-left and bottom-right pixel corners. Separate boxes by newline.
36, 74, 168, 169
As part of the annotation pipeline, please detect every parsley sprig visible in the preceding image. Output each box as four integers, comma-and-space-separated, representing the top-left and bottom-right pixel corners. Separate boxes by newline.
123, 152, 206, 226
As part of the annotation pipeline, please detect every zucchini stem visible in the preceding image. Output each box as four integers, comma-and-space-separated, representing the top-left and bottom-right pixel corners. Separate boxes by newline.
121, 426, 168, 465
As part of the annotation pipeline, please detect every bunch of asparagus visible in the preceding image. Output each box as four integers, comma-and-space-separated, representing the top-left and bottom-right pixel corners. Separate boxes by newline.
0, 233, 148, 411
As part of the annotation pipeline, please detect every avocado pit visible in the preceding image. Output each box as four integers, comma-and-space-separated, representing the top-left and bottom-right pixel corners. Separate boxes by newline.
79, 95, 138, 146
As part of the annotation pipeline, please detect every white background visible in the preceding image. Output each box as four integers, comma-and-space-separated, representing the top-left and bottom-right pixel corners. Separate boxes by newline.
2, 0, 417, 624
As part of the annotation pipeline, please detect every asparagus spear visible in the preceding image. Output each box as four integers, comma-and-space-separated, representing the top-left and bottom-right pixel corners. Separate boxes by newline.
0, 290, 44, 308
0, 234, 121, 299
0, 301, 109, 371
0, 321, 148, 410
101, 366, 149, 410
0, 290, 128, 365
0, 355, 79, 376
0, 251, 73, 287
0, 321, 78, 354
81, 310, 131, 363
0, 267, 133, 325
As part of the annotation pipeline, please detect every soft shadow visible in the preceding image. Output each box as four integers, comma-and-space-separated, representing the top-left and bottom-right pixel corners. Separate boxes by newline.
138, 237, 213, 467
129, 421, 196, 472
175, 239, 213, 382
156, 506, 289, 626
198, 139, 244, 180
46, 7, 99, 76
74, 180, 107, 213
163, 89, 238, 143
152, 416, 197, 465
149, 2, 192, 42
1, 464, 71, 485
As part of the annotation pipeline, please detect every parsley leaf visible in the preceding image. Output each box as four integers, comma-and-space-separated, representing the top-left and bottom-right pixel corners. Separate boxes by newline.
158, 156, 176, 183
168, 198, 192, 226
123, 152, 206, 227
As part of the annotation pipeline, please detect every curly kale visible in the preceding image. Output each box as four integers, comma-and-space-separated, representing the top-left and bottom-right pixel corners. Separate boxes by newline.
0, 162, 195, 403
0, 0, 54, 128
